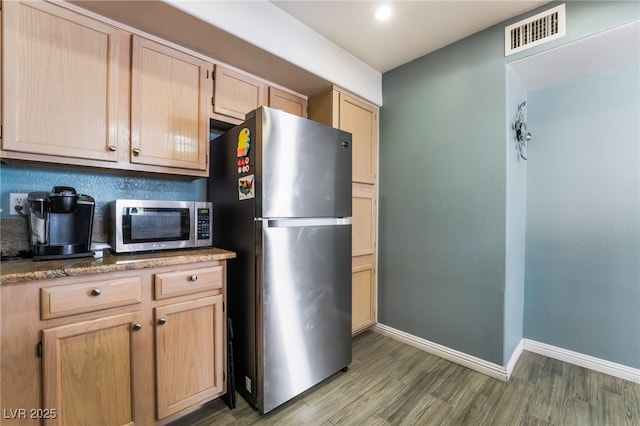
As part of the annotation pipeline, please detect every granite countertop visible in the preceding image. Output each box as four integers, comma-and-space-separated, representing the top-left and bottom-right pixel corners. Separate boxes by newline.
0, 247, 236, 285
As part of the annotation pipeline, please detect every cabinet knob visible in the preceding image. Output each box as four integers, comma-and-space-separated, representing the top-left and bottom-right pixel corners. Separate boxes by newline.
190, 275, 198, 282
132, 323, 142, 331
132, 148, 141, 156
91, 288, 102, 296
158, 318, 167, 325
108, 145, 117, 152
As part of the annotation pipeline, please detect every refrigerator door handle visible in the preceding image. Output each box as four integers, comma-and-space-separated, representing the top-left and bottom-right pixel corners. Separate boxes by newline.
259, 218, 352, 228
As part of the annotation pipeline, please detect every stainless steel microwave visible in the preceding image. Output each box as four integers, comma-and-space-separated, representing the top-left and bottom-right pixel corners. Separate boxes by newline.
110, 200, 212, 253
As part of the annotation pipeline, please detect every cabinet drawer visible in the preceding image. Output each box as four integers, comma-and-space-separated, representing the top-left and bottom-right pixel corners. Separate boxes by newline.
41, 276, 143, 319
154, 266, 223, 300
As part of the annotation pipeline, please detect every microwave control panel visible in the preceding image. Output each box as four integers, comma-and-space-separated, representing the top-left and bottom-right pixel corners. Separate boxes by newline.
196, 207, 212, 241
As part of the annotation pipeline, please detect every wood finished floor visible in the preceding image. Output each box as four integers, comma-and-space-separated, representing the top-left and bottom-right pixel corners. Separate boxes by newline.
170, 330, 640, 426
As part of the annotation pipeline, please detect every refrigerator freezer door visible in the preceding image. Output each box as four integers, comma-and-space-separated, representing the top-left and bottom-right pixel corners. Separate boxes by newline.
259, 219, 352, 413
260, 107, 352, 219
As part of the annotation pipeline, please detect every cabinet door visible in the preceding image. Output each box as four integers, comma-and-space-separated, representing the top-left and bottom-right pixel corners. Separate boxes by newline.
131, 36, 210, 172
155, 295, 225, 419
352, 257, 376, 334
42, 312, 141, 426
213, 65, 266, 122
268, 87, 308, 118
352, 184, 377, 257
338, 93, 378, 184
2, 0, 129, 162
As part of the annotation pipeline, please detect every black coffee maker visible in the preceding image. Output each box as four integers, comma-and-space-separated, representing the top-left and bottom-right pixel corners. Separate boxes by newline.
27, 186, 95, 261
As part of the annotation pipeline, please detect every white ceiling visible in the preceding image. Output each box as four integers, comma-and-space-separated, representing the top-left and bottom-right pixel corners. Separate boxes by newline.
69, 0, 561, 104
270, 0, 551, 73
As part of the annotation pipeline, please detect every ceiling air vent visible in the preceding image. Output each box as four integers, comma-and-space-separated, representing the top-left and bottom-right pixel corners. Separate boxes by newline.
505, 4, 566, 56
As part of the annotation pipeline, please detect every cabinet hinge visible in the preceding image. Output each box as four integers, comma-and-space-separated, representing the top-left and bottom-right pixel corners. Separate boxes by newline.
36, 342, 42, 358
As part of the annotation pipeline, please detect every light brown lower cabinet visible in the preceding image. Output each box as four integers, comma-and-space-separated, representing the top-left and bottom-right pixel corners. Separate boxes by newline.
42, 313, 142, 426
155, 295, 224, 419
0, 259, 229, 426
352, 255, 376, 334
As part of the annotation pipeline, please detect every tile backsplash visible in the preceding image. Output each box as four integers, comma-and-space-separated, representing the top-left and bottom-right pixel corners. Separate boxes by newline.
0, 163, 207, 255
1, 217, 31, 254
0, 216, 108, 255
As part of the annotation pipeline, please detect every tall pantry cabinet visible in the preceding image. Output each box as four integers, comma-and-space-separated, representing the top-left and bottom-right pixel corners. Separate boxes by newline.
309, 87, 378, 335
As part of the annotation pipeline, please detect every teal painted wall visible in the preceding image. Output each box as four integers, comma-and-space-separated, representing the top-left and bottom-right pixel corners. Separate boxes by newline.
525, 63, 640, 368
380, 1, 640, 366
380, 21, 508, 364
504, 67, 527, 364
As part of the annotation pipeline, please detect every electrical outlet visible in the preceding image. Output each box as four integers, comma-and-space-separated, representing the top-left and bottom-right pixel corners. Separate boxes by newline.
9, 193, 28, 216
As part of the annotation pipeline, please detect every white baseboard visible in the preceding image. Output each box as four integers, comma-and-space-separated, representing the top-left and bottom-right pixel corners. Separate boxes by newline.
523, 339, 640, 384
506, 338, 524, 378
371, 323, 511, 381
369, 324, 640, 384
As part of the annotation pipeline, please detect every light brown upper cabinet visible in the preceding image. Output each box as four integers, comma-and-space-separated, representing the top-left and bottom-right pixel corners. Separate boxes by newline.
268, 87, 308, 118
1, 0, 129, 163
308, 88, 378, 184
339, 94, 378, 185
131, 36, 211, 174
1, 0, 309, 178
1, 1, 212, 177
212, 65, 267, 123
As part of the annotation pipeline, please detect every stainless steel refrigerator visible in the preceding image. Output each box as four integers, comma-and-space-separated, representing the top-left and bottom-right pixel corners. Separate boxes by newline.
209, 106, 352, 414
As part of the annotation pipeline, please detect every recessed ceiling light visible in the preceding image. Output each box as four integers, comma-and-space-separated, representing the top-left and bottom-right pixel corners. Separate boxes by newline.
375, 5, 392, 21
